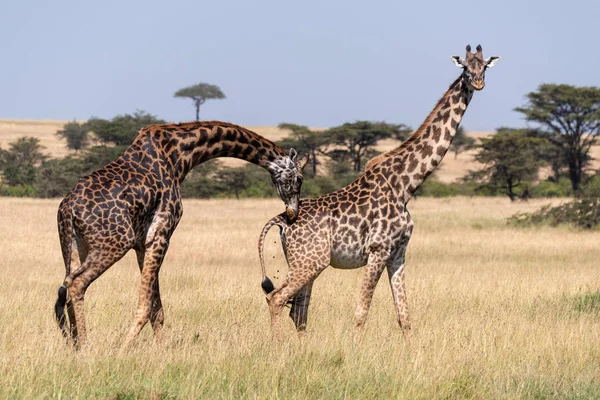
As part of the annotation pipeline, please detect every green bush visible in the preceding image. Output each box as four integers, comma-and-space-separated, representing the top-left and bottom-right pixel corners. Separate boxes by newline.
415, 180, 480, 197
509, 197, 600, 230
0, 184, 36, 197
529, 180, 572, 198
35, 157, 89, 198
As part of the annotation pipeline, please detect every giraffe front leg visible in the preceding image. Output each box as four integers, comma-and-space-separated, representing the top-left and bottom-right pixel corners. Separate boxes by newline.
354, 249, 388, 338
387, 262, 411, 334
135, 248, 165, 342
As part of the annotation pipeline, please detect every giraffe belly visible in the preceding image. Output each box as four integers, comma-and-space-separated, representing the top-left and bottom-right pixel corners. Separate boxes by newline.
330, 246, 368, 269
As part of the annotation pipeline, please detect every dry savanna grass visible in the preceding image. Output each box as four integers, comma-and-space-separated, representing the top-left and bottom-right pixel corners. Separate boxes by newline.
1, 196, 599, 399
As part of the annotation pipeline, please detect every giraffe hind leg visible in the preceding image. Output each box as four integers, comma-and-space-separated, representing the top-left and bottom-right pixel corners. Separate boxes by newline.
289, 282, 314, 340
267, 265, 325, 345
67, 245, 130, 349
55, 233, 87, 344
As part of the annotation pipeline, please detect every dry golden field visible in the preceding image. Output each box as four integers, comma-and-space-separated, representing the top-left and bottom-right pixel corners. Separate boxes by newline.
1, 196, 599, 399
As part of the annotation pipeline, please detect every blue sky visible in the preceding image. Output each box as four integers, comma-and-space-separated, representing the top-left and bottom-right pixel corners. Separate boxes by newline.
1, 0, 598, 131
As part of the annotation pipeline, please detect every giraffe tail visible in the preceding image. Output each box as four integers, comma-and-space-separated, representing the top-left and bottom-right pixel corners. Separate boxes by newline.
55, 200, 73, 340
258, 215, 287, 294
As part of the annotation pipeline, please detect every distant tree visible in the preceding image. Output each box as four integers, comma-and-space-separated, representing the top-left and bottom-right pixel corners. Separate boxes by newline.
180, 160, 227, 198
514, 84, 600, 192
35, 157, 88, 198
85, 110, 166, 146
217, 166, 249, 199
0, 137, 47, 186
327, 121, 408, 172
388, 122, 412, 142
463, 128, 548, 201
214, 164, 277, 199
80, 145, 126, 172
524, 129, 566, 183
277, 123, 332, 177
450, 126, 475, 159
56, 120, 89, 152
174, 83, 226, 121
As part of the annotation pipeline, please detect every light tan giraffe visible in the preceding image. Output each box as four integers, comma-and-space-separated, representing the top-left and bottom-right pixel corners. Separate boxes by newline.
258, 45, 500, 343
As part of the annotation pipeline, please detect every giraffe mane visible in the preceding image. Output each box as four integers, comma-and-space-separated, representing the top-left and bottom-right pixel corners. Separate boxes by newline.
365, 75, 463, 170
142, 120, 287, 156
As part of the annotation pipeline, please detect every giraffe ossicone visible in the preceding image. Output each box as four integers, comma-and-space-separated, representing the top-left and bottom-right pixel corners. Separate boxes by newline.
54, 121, 305, 349
258, 45, 500, 344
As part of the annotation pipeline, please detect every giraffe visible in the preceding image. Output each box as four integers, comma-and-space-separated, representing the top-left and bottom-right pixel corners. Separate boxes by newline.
258, 45, 500, 343
54, 121, 306, 349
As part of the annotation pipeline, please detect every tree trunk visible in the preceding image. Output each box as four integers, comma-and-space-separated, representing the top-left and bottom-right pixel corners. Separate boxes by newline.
354, 154, 361, 172
568, 161, 580, 192
506, 178, 516, 201
195, 101, 201, 121
311, 150, 317, 177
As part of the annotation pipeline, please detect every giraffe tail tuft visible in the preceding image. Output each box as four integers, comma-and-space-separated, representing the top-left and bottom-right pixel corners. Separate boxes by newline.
55, 285, 68, 338
258, 215, 286, 294
261, 276, 275, 294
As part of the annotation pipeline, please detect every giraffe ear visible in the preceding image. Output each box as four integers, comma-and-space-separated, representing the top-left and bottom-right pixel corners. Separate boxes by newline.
289, 148, 298, 162
451, 56, 465, 68
485, 56, 500, 68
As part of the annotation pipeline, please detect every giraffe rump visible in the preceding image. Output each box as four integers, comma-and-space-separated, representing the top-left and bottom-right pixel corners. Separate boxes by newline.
258, 215, 287, 295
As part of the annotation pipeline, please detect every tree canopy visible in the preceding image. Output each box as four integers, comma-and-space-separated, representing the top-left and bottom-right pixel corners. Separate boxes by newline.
514, 84, 600, 192
86, 110, 166, 147
174, 83, 226, 121
0, 137, 47, 186
450, 126, 475, 158
327, 121, 410, 172
464, 128, 549, 201
277, 123, 330, 177
56, 120, 89, 152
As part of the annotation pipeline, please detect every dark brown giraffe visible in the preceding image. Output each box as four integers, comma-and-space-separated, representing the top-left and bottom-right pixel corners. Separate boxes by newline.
258, 45, 500, 343
54, 121, 306, 349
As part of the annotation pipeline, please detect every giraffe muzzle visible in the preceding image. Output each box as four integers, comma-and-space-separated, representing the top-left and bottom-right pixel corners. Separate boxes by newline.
286, 206, 298, 223
472, 79, 485, 90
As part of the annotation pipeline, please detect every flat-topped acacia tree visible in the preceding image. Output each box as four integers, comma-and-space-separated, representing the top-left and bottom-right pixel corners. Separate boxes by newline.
174, 83, 226, 121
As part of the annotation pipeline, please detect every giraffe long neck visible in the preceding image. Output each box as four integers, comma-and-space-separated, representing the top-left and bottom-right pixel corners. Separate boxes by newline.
141, 122, 288, 184
380, 75, 473, 201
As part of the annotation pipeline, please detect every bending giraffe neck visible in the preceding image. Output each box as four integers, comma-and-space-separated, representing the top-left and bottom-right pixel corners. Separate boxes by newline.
135, 121, 289, 184
372, 75, 473, 201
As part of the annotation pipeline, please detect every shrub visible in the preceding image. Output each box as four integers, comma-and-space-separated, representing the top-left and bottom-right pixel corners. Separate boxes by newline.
35, 157, 88, 198
529, 180, 572, 198
509, 197, 600, 230
0, 184, 37, 197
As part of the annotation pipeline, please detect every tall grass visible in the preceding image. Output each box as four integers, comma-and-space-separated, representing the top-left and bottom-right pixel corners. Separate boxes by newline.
0, 197, 599, 398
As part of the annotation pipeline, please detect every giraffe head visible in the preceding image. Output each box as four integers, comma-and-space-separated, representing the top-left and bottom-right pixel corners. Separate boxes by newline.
451, 44, 500, 91
269, 148, 307, 223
